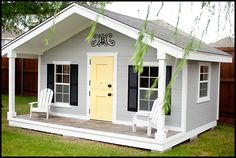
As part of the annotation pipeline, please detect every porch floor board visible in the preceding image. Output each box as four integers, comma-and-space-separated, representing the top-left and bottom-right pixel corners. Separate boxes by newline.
17, 114, 179, 139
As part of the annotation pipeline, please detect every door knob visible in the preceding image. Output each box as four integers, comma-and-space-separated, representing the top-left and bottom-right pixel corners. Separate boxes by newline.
107, 93, 112, 96
107, 84, 112, 88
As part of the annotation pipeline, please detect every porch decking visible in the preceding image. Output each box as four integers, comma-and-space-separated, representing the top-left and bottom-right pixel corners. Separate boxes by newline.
17, 114, 178, 139
8, 113, 217, 151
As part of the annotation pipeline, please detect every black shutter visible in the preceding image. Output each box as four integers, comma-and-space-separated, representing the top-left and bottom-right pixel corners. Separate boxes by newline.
47, 64, 54, 103
127, 65, 138, 112
166, 66, 172, 87
70, 64, 78, 106
166, 66, 172, 115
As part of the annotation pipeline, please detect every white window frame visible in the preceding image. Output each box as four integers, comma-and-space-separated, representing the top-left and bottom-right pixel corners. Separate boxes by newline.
197, 62, 211, 103
138, 62, 159, 113
53, 61, 71, 108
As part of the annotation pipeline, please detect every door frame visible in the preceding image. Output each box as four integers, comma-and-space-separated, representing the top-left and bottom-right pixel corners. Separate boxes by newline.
86, 52, 118, 122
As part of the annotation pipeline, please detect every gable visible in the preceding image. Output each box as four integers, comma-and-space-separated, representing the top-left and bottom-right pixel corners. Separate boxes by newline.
1, 3, 232, 63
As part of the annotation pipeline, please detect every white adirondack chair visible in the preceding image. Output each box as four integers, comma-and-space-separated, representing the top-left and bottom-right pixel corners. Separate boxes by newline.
29, 88, 54, 119
132, 98, 168, 136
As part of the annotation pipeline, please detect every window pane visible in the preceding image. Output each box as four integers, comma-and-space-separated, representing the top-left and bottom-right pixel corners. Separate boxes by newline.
56, 93, 62, 102
140, 77, 148, 88
56, 65, 62, 73
200, 89, 207, 97
63, 65, 70, 74
203, 89, 207, 97
203, 74, 208, 80
140, 100, 148, 111
56, 85, 62, 93
140, 67, 149, 76
63, 75, 69, 83
150, 67, 158, 77
150, 78, 158, 88
140, 90, 148, 100
149, 101, 154, 111
63, 94, 69, 103
200, 82, 208, 90
203, 66, 208, 73
200, 74, 203, 81
56, 75, 62, 83
150, 90, 158, 100
63, 85, 69, 93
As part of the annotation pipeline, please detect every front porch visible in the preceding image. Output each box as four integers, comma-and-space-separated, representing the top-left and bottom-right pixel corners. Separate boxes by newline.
9, 113, 183, 151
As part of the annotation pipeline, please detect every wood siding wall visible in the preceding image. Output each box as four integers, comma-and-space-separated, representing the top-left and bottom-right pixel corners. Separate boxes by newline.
217, 47, 235, 125
1, 57, 38, 96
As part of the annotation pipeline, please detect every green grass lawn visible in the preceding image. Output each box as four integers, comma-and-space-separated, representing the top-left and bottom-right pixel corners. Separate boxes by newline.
1, 95, 235, 156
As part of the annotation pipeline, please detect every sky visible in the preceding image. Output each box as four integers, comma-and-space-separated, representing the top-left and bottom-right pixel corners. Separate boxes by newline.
106, 1, 235, 44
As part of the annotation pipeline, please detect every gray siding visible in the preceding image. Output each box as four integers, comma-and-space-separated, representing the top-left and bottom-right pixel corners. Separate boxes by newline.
40, 24, 182, 127
186, 61, 219, 131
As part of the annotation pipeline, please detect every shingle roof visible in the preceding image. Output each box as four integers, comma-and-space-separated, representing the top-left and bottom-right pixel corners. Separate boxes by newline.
209, 37, 234, 48
81, 4, 230, 56
2, 29, 23, 39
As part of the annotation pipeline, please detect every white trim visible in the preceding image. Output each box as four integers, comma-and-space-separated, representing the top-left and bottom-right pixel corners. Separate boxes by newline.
188, 51, 232, 63
216, 62, 221, 120
9, 117, 165, 151
2, 5, 76, 55
53, 61, 71, 65
155, 53, 167, 142
137, 64, 158, 112
197, 62, 211, 103
2, 37, 14, 40
7, 51, 16, 120
8, 117, 216, 151
181, 61, 188, 132
164, 121, 216, 146
86, 52, 118, 122
113, 120, 133, 126
52, 103, 72, 108
51, 112, 89, 120
38, 55, 41, 101
54, 63, 71, 105
113, 120, 182, 132
143, 62, 159, 66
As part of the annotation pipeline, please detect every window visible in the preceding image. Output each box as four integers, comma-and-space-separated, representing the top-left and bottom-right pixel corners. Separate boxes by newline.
138, 66, 158, 111
197, 63, 211, 103
55, 64, 70, 104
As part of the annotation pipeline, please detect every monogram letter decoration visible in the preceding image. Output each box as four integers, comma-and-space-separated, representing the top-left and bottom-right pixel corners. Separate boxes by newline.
90, 33, 115, 47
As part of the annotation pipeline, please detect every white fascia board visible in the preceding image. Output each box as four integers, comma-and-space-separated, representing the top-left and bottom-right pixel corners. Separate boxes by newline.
1, 5, 76, 56
187, 51, 232, 63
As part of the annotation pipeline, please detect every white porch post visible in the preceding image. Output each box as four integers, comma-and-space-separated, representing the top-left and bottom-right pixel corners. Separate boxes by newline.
7, 51, 17, 120
155, 50, 167, 142
38, 55, 41, 101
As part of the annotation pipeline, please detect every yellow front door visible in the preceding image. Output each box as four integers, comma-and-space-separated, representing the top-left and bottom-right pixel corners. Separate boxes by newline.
90, 56, 114, 121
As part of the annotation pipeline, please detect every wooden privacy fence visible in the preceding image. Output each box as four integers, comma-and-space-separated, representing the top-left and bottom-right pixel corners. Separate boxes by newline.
1, 57, 38, 96
218, 47, 235, 125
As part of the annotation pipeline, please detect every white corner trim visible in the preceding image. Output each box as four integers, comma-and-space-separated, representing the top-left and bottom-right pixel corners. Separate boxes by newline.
196, 62, 211, 104
216, 63, 221, 120
87, 52, 118, 122
181, 61, 188, 132
50, 112, 89, 120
